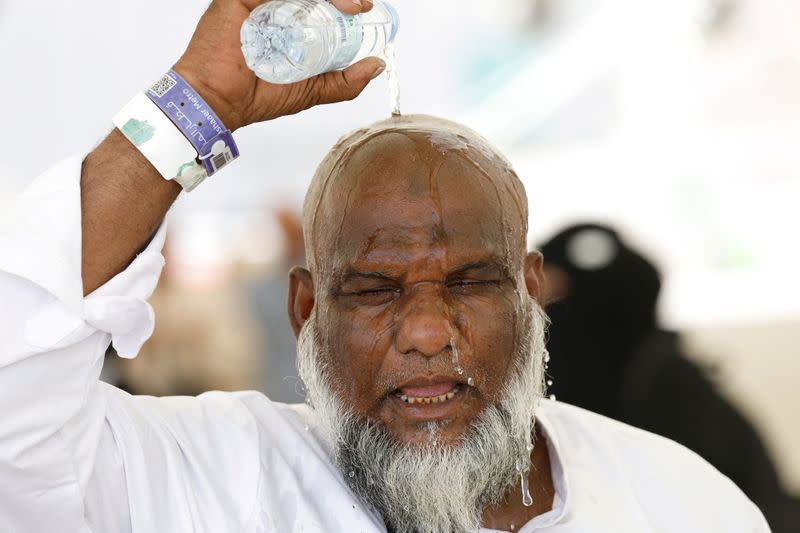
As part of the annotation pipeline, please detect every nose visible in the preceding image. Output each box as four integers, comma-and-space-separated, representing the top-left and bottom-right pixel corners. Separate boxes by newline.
395, 285, 454, 358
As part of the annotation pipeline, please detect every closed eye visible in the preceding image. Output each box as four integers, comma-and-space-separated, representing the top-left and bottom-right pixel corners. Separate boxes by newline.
357, 287, 400, 295
447, 279, 501, 291
345, 286, 402, 305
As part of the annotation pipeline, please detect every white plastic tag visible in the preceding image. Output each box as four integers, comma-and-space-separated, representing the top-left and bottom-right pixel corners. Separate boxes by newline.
113, 93, 204, 184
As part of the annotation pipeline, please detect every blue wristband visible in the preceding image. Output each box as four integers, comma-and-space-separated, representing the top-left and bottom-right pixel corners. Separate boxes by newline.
147, 70, 240, 177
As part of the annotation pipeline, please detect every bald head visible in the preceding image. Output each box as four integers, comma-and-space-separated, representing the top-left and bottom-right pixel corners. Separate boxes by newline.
303, 115, 529, 276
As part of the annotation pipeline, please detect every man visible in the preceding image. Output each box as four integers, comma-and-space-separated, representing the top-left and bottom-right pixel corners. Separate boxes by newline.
0, 1, 770, 532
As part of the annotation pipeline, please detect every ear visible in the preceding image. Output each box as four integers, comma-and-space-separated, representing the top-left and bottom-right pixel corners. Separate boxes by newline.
523, 251, 546, 302
288, 266, 315, 338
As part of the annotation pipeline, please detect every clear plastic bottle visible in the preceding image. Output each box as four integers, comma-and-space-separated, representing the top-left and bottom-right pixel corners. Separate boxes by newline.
241, 0, 399, 84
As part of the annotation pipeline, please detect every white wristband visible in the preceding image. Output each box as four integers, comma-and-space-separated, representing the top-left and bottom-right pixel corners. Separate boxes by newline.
113, 93, 207, 191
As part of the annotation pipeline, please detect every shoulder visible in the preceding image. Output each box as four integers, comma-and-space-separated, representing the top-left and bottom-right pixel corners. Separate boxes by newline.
538, 399, 770, 531
99, 386, 280, 529
100, 387, 321, 530
129, 388, 313, 451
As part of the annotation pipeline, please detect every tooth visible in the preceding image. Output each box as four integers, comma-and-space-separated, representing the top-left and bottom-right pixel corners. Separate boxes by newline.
446, 392, 455, 399
400, 395, 407, 401
431, 396, 440, 403
424, 397, 432, 404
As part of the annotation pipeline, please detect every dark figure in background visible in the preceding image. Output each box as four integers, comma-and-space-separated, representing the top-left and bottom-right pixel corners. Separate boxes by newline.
540, 223, 799, 533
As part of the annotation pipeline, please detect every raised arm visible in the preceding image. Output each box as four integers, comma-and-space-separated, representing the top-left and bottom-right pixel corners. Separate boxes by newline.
81, 0, 385, 294
0, 1, 384, 531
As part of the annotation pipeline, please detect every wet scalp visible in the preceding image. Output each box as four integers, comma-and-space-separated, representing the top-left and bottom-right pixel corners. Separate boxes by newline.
303, 115, 529, 275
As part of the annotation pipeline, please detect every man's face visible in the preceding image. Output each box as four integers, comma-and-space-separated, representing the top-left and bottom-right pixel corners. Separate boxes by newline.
307, 131, 533, 446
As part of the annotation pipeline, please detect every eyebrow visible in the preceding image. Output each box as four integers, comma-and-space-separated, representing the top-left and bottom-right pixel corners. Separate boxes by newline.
447, 259, 509, 277
338, 257, 508, 283
339, 268, 397, 284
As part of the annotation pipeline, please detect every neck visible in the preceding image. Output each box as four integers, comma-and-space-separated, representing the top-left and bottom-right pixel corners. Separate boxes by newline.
481, 426, 555, 531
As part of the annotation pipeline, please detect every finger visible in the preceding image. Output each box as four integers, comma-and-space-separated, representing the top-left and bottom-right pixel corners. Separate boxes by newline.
308, 57, 386, 106
239, 0, 372, 15
239, 0, 267, 11
331, 0, 374, 15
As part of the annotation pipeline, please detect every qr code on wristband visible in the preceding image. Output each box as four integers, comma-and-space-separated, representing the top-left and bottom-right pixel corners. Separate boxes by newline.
149, 74, 177, 98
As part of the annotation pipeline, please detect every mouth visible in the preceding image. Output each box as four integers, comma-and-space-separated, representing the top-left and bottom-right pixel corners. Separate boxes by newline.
387, 378, 470, 423
394, 383, 461, 404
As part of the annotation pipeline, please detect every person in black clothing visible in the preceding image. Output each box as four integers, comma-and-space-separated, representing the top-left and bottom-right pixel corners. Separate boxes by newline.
539, 223, 799, 533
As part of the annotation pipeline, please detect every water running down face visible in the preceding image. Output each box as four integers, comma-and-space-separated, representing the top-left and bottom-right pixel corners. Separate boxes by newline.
289, 115, 549, 532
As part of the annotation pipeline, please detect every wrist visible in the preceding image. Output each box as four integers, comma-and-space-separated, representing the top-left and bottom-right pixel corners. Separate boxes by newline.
113, 68, 242, 192
172, 61, 247, 132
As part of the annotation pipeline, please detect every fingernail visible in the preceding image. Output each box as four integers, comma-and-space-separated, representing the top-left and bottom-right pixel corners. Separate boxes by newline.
352, 0, 363, 6
370, 63, 386, 79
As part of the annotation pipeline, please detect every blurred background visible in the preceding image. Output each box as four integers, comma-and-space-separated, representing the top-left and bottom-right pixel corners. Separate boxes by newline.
1, 0, 798, 517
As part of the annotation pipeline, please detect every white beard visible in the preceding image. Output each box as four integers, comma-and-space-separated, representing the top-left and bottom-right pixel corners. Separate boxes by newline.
297, 300, 549, 533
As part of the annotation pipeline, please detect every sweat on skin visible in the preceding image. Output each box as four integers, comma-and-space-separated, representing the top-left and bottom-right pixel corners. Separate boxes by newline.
287, 115, 555, 531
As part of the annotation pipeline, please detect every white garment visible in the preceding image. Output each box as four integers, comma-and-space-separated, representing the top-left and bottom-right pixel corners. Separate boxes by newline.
0, 157, 770, 533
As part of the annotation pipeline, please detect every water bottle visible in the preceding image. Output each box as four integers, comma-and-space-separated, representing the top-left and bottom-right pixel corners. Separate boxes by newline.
241, 0, 399, 84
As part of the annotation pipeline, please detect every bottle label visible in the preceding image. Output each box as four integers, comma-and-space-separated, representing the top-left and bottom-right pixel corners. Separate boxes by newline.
329, 14, 364, 70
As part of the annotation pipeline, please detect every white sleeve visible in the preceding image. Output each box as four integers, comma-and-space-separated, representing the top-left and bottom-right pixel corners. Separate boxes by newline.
0, 155, 166, 532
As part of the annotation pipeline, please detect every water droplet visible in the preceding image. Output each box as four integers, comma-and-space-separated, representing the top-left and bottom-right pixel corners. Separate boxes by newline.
455, 366, 464, 375
546, 379, 553, 386
549, 394, 557, 401
510, 525, 516, 531
543, 352, 551, 363
526, 442, 534, 452
520, 472, 534, 507
467, 377, 475, 386
303, 425, 309, 431
349, 470, 355, 478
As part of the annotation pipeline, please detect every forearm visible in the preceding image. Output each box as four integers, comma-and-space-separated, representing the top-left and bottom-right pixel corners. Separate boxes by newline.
81, 129, 181, 295
79, 0, 381, 296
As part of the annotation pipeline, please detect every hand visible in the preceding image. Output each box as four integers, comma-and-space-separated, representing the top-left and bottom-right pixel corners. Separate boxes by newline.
173, 0, 385, 131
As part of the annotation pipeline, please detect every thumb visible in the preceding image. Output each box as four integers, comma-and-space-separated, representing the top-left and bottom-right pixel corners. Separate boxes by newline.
310, 57, 386, 106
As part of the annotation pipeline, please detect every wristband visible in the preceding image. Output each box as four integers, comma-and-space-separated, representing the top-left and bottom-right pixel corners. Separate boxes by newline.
113, 93, 207, 190
147, 70, 240, 178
